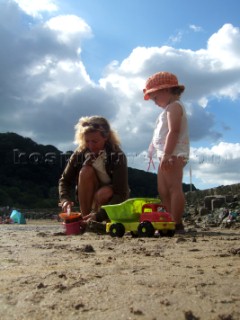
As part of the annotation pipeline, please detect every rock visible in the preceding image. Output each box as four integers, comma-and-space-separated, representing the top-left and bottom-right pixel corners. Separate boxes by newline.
199, 207, 209, 216
211, 197, 226, 210
204, 196, 216, 210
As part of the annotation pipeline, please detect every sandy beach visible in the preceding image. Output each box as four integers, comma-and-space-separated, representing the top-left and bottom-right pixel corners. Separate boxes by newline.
0, 220, 239, 320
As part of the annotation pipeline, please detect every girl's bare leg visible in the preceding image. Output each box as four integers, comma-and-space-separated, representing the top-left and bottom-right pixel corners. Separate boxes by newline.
157, 166, 171, 212
157, 157, 186, 224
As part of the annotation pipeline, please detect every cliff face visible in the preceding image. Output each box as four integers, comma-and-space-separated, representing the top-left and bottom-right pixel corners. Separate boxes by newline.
0, 132, 196, 209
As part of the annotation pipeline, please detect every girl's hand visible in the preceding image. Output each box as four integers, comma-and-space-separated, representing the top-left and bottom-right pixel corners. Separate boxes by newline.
160, 154, 174, 171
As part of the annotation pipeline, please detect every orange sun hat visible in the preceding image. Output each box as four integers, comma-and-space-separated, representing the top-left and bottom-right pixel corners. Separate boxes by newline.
143, 71, 185, 100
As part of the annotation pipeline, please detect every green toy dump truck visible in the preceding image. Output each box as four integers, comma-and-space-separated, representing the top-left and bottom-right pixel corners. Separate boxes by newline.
102, 198, 175, 238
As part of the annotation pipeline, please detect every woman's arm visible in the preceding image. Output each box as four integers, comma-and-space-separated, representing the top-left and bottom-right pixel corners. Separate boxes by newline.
58, 151, 83, 204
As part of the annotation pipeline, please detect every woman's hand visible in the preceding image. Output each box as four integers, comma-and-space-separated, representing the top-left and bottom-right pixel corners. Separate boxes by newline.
62, 201, 74, 213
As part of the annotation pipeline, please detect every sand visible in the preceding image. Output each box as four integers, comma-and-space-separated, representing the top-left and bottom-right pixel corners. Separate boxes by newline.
0, 220, 239, 320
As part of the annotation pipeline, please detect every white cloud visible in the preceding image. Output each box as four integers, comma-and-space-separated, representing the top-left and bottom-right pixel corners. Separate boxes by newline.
207, 24, 240, 69
189, 24, 203, 32
45, 15, 92, 44
38, 59, 91, 99
13, 0, 58, 18
190, 143, 240, 187
168, 31, 183, 44
1, 2, 240, 189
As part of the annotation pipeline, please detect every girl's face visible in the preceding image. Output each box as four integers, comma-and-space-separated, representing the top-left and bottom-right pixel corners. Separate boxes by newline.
149, 89, 170, 107
84, 131, 107, 154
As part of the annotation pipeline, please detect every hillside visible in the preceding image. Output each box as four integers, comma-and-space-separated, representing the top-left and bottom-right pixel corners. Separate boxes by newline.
0, 132, 196, 209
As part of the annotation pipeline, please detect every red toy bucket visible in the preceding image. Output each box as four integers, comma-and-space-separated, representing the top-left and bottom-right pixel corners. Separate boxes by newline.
63, 221, 83, 235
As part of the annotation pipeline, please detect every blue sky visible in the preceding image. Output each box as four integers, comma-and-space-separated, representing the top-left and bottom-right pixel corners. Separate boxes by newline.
1, 0, 240, 190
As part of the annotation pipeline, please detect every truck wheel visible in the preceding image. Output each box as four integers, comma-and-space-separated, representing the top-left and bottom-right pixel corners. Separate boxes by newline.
167, 230, 175, 237
109, 223, 125, 237
130, 231, 139, 238
159, 230, 175, 237
138, 221, 155, 237
159, 230, 168, 237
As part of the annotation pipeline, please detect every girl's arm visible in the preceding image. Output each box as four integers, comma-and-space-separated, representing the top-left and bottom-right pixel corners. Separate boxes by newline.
164, 102, 183, 155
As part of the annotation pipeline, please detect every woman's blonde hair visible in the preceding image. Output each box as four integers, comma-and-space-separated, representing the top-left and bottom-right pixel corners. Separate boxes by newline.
74, 115, 121, 151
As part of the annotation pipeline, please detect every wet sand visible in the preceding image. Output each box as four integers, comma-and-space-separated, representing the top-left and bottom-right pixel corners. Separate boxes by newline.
0, 220, 239, 320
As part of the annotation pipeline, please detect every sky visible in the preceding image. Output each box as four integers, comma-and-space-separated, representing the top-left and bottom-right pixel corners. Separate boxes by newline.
1, 0, 240, 190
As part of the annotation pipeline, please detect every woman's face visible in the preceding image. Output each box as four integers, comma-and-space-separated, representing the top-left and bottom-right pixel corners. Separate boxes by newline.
84, 131, 107, 154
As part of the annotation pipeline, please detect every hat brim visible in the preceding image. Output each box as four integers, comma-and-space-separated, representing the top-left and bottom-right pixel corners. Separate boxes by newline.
143, 84, 185, 100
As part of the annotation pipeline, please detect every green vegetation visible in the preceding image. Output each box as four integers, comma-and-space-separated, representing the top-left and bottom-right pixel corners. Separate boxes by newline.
0, 132, 196, 208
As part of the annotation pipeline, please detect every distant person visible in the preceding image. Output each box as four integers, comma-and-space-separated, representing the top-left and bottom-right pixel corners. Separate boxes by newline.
143, 72, 190, 233
59, 115, 129, 222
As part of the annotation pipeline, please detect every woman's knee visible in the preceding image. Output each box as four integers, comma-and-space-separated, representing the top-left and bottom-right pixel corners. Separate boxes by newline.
95, 186, 113, 204
79, 165, 96, 180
